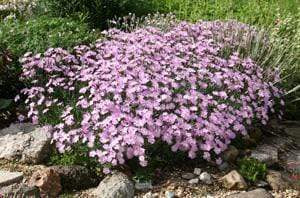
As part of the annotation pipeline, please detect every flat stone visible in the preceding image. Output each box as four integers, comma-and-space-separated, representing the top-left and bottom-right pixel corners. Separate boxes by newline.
0, 171, 23, 187
0, 183, 40, 197
226, 188, 273, 198
0, 123, 51, 164
251, 144, 278, 166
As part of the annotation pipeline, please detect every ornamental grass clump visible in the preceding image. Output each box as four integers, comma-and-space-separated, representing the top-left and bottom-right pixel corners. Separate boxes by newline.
18, 22, 284, 172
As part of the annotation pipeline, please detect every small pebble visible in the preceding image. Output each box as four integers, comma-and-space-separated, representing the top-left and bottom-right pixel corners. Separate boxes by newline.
193, 168, 202, 175
199, 172, 213, 185
165, 190, 175, 198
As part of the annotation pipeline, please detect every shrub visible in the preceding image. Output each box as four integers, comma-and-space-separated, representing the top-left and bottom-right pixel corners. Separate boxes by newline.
18, 22, 284, 172
36, 0, 156, 29
238, 157, 267, 182
0, 16, 100, 58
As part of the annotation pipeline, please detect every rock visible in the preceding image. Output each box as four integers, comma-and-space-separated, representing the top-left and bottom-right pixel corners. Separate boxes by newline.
0, 123, 51, 164
165, 191, 175, 198
188, 178, 199, 184
266, 170, 289, 191
50, 165, 99, 190
285, 149, 300, 173
222, 145, 239, 162
0, 183, 40, 197
0, 171, 23, 187
135, 180, 153, 191
251, 144, 278, 166
218, 162, 230, 172
93, 172, 134, 198
181, 172, 196, 180
193, 168, 202, 175
226, 188, 273, 198
199, 172, 212, 185
28, 167, 62, 198
221, 170, 247, 190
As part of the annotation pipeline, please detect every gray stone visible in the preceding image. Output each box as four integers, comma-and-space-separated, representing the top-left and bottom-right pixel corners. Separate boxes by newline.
181, 172, 196, 180
251, 144, 278, 166
93, 172, 134, 198
285, 149, 300, 173
226, 188, 273, 198
135, 180, 153, 191
0, 171, 23, 187
50, 165, 99, 190
199, 172, 212, 185
221, 170, 247, 190
218, 162, 230, 172
284, 127, 300, 142
188, 178, 199, 184
0, 123, 51, 164
0, 183, 40, 197
193, 168, 202, 176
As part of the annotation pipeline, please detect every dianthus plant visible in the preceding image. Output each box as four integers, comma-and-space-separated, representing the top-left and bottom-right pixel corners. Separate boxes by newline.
17, 22, 284, 172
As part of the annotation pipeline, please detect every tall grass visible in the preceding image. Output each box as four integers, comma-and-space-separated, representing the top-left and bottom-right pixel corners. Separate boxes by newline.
151, 0, 298, 26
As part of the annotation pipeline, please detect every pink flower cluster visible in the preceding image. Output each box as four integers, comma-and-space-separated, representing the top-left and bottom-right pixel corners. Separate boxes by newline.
18, 22, 283, 170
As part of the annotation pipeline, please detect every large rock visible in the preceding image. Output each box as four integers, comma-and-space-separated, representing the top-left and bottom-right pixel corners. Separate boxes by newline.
50, 165, 99, 190
93, 172, 134, 198
226, 188, 273, 198
28, 167, 62, 198
221, 170, 247, 190
0, 170, 23, 187
0, 183, 40, 197
0, 123, 51, 164
251, 144, 278, 166
266, 170, 289, 191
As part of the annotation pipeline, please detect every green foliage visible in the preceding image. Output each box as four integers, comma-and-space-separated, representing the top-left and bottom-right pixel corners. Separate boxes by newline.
238, 157, 267, 182
48, 144, 101, 171
151, 0, 298, 27
0, 16, 100, 57
36, 0, 156, 29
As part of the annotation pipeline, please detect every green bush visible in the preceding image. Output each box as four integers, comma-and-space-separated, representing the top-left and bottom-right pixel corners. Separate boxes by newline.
0, 16, 100, 57
238, 157, 267, 182
36, 0, 156, 29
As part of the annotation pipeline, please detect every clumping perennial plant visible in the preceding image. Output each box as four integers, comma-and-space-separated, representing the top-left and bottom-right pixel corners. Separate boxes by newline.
17, 22, 284, 172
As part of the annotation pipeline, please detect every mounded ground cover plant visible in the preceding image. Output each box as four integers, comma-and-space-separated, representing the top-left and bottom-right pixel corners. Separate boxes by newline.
17, 22, 284, 173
